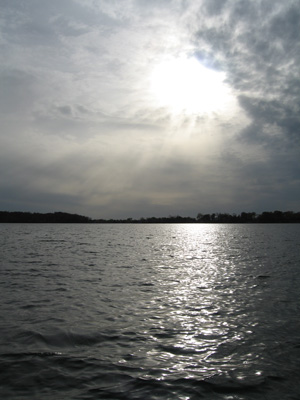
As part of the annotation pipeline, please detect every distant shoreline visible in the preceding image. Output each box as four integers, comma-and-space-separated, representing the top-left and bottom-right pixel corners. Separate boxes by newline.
0, 211, 300, 223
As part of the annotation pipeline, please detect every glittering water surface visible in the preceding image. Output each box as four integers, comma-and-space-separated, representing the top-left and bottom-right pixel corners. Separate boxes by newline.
0, 223, 299, 399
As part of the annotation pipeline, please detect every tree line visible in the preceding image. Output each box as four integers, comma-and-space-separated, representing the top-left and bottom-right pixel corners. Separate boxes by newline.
0, 210, 300, 223
94, 211, 300, 223
0, 211, 91, 223
195, 211, 300, 223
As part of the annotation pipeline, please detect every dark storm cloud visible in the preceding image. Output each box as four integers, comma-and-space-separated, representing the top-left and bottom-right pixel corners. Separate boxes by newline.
194, 0, 300, 210
197, 0, 300, 94
238, 96, 300, 145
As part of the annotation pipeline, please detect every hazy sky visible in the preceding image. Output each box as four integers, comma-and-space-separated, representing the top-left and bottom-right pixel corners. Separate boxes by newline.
1, 0, 299, 218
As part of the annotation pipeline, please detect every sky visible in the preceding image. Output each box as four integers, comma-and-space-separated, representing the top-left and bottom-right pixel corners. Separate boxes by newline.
0, 0, 299, 219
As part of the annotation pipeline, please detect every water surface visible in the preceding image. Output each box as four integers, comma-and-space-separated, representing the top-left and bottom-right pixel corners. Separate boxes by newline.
0, 223, 299, 399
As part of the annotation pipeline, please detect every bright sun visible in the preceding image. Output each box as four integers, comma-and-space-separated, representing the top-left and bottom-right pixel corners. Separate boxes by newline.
150, 56, 234, 115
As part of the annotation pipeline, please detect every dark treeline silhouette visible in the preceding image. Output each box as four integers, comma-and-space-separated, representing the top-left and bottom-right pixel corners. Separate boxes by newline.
94, 215, 196, 224
0, 210, 300, 223
0, 211, 91, 223
93, 210, 300, 223
195, 211, 300, 223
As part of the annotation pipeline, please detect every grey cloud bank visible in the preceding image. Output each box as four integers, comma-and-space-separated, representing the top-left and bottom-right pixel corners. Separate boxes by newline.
0, 0, 299, 218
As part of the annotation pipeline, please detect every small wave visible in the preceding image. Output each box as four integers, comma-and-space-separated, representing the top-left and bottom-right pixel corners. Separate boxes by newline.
157, 344, 199, 356
39, 239, 67, 243
16, 329, 121, 349
140, 282, 155, 287
0, 351, 63, 358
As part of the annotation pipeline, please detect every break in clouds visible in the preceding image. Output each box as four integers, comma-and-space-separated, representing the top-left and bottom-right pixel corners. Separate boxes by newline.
0, 0, 299, 218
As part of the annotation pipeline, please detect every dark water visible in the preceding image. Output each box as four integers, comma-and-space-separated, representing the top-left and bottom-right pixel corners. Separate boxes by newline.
0, 223, 300, 399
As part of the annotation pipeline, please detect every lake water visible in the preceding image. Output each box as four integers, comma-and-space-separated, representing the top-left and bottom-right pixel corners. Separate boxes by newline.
0, 223, 299, 399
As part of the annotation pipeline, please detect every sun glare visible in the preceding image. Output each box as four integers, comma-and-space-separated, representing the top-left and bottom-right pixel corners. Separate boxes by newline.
150, 56, 234, 115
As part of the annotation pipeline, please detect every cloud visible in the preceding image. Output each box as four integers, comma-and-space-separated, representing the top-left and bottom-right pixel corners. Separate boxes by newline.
0, 0, 299, 217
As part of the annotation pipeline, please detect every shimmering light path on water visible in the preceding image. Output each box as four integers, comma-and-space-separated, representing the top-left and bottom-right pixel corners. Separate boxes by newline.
0, 223, 300, 399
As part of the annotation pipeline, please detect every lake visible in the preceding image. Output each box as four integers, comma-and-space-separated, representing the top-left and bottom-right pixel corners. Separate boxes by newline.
0, 223, 299, 399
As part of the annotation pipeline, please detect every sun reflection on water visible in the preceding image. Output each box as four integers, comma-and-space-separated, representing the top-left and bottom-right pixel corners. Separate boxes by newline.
144, 224, 266, 381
